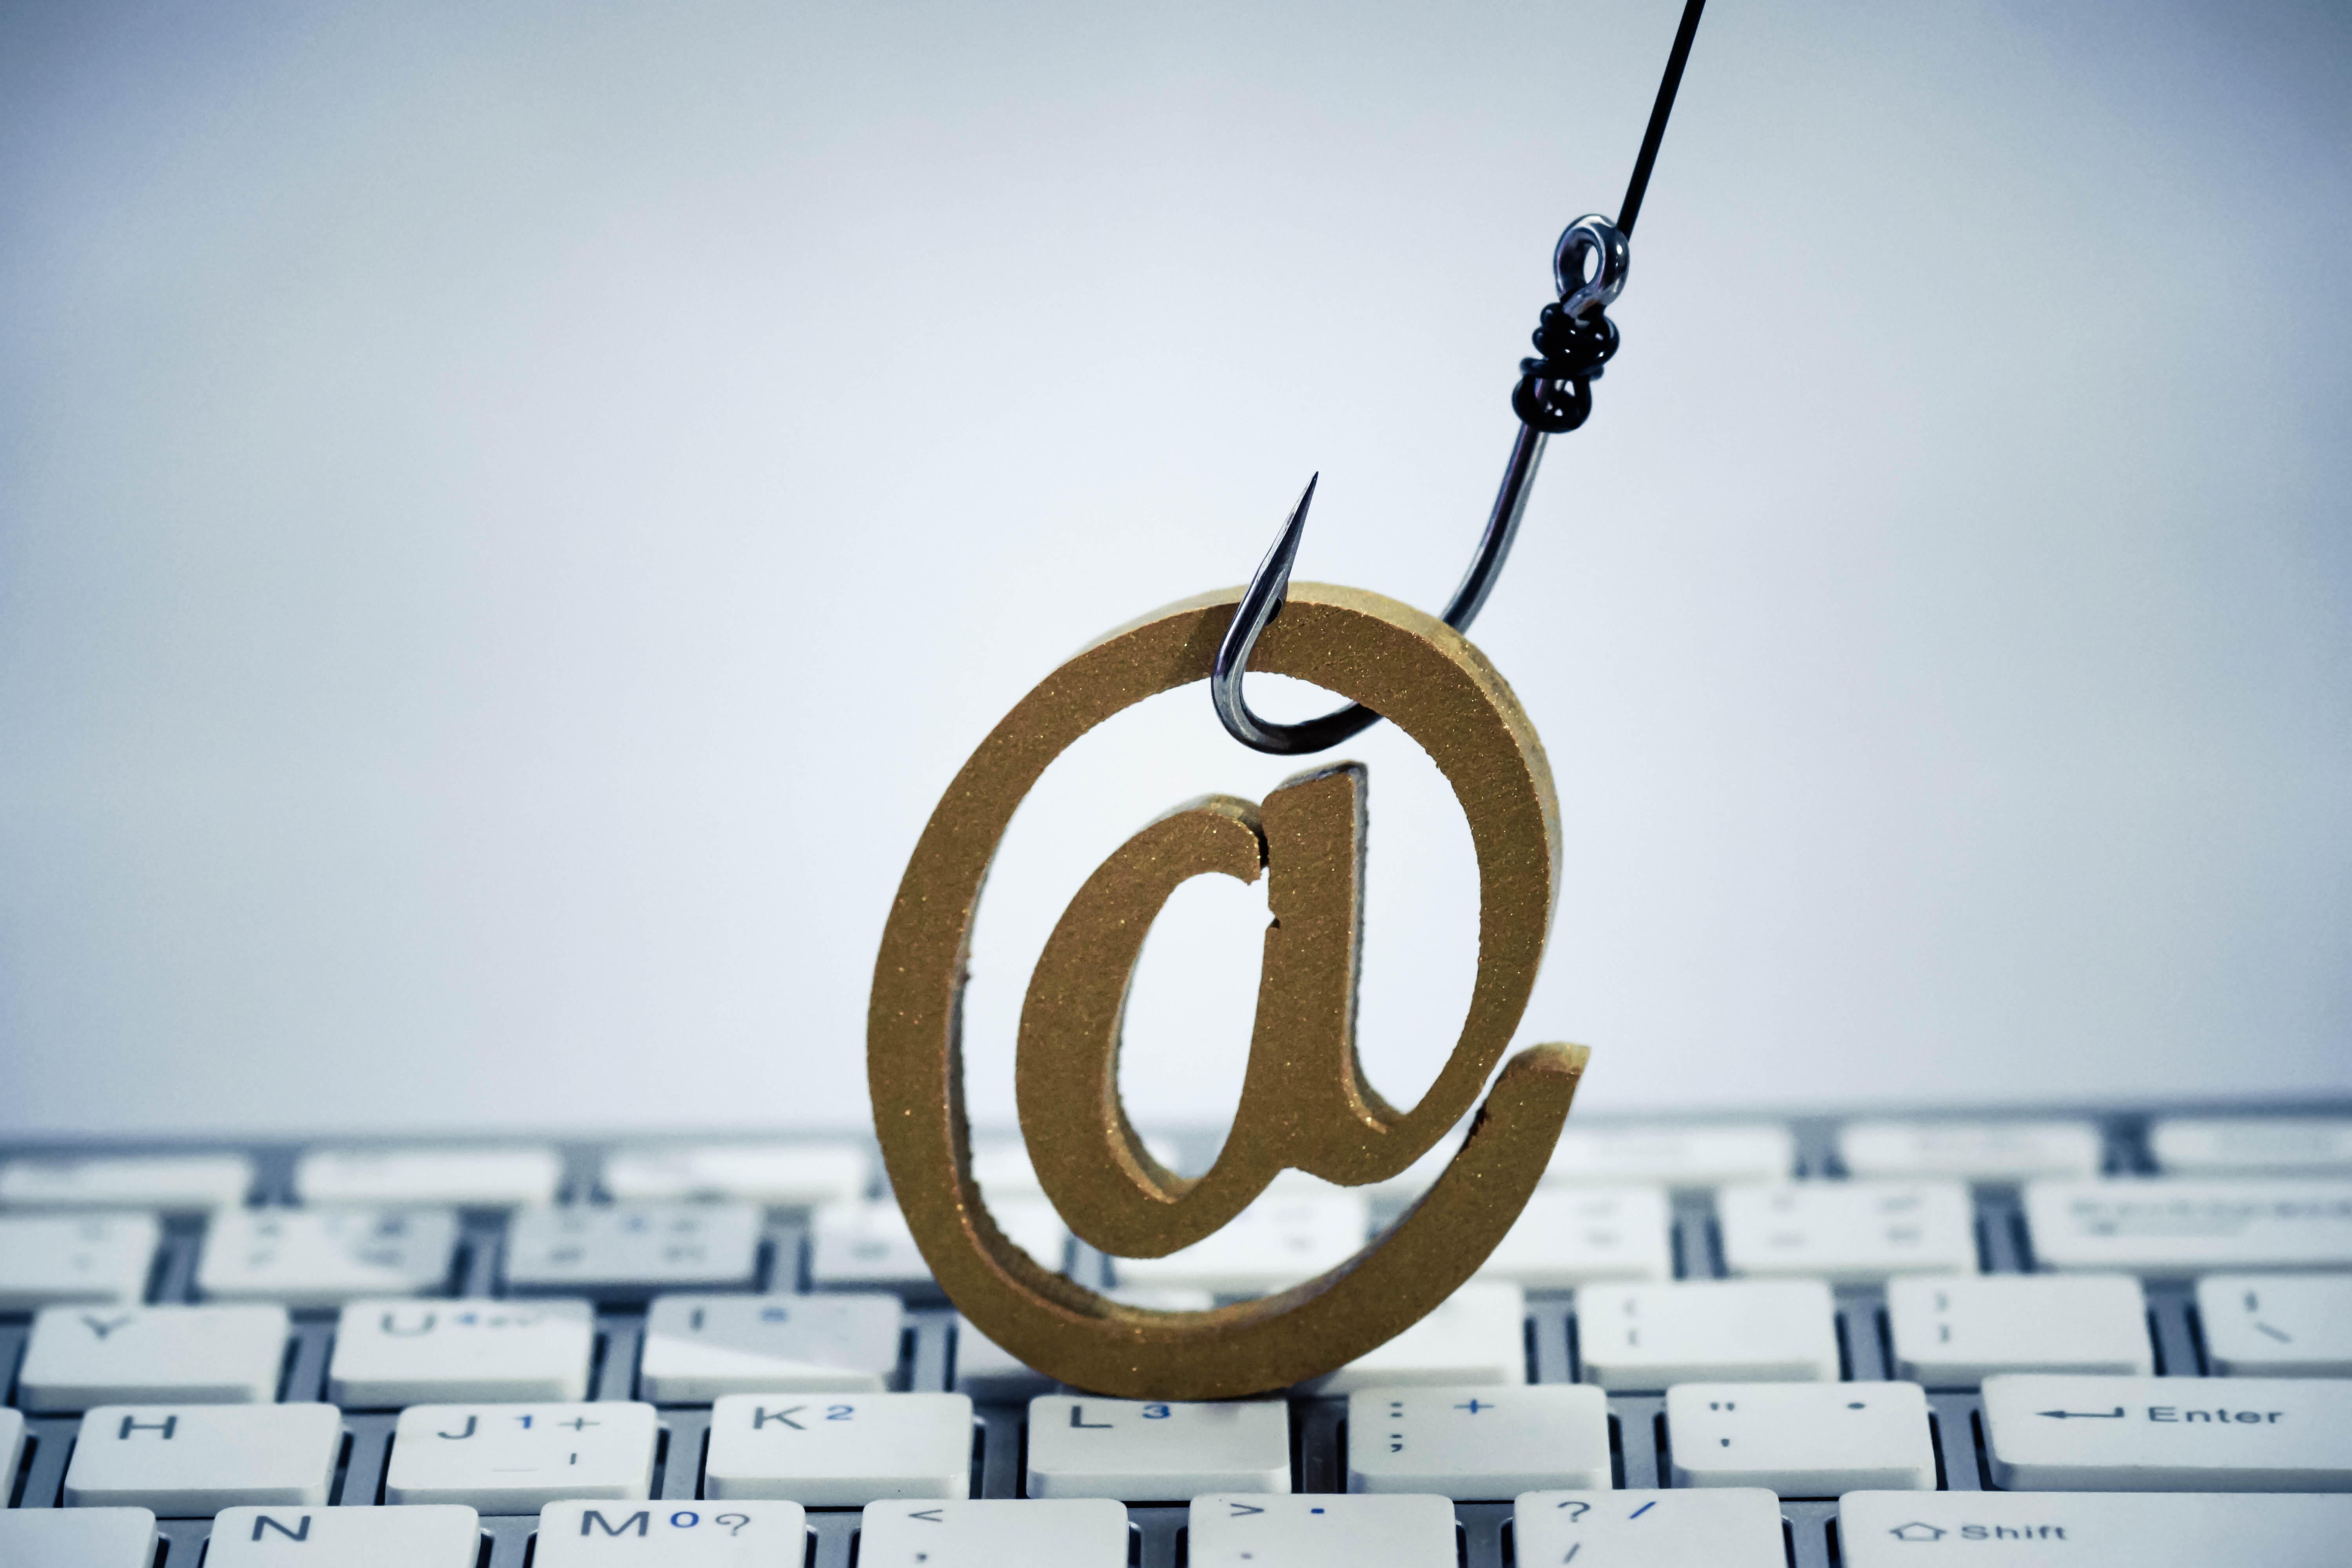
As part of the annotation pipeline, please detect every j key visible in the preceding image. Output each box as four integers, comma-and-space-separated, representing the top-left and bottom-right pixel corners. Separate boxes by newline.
1111, 1192, 1368, 1296
1304, 1280, 1527, 1393
0, 1508, 160, 1568
1981, 1373, 2352, 1491
199, 1207, 458, 1305
537, 1501, 809, 1566
0, 1212, 159, 1308
604, 1144, 867, 1208
505, 1202, 762, 1298
328, 1298, 595, 1405
19, 1303, 290, 1410
64, 1404, 343, 1515
1189, 1494, 1457, 1568
639, 1292, 903, 1400
1576, 1279, 1840, 1388
294, 1145, 563, 1207
1544, 1125, 1793, 1189
385, 1402, 659, 1512
1666, 1381, 1936, 1494
2152, 1117, 2352, 1176
1839, 1490, 2352, 1567
2023, 1178, 2352, 1274
2196, 1273, 2352, 1376
1718, 1180, 1977, 1281
205, 1505, 481, 1566
1473, 1185, 1673, 1288
705, 1391, 975, 1505
1515, 1489, 1788, 1568
1347, 1383, 1608, 1498
809, 1198, 1066, 1293
1027, 1396, 1289, 1500
860, 1499, 1129, 1568
0, 1153, 252, 1213
1838, 1120, 2104, 1181
1885, 1274, 2151, 1385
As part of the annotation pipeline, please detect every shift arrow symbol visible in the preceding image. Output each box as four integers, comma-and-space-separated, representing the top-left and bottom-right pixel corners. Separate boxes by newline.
2036, 1408, 2125, 1419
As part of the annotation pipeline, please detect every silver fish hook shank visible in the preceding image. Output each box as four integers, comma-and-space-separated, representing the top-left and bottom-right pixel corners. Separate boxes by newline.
1210, 214, 1627, 756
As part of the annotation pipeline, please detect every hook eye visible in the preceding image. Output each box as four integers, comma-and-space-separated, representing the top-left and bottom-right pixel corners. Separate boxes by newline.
1552, 215, 1628, 320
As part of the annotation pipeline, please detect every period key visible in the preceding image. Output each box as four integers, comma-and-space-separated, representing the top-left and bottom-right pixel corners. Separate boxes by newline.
1979, 1374, 2352, 1490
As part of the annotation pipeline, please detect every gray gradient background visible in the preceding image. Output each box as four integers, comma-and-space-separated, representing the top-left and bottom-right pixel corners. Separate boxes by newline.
1, 1, 2346, 1136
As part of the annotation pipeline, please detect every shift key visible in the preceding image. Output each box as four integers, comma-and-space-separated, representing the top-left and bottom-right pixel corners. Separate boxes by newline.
1981, 1375, 2352, 1491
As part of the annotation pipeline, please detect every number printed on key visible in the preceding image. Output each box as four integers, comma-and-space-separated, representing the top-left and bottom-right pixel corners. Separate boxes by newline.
385, 1402, 659, 1513
537, 1500, 809, 1565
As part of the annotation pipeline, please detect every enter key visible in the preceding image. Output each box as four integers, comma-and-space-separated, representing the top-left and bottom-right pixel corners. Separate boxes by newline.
1981, 1374, 2352, 1491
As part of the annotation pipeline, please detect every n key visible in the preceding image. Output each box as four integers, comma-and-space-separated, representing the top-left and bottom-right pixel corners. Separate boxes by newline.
204, 1506, 481, 1566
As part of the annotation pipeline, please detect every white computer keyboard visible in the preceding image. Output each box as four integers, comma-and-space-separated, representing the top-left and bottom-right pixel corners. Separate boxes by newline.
4, 1107, 2351, 1566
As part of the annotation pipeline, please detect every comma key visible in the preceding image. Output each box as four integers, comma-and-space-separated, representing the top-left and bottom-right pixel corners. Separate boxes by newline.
0, 1212, 160, 1309
860, 1499, 1129, 1568
384, 1402, 659, 1512
1838, 1490, 2352, 1567
537, 1500, 808, 1566
19, 1303, 290, 1410
1188, 1494, 1457, 1568
0, 1508, 159, 1568
204, 1505, 480, 1566
1982, 1374, 2352, 1490
1514, 1490, 1787, 1568
2196, 1273, 2352, 1377
704, 1392, 974, 1506
62, 1404, 343, 1515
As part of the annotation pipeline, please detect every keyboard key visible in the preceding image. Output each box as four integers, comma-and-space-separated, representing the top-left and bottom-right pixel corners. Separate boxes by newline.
199, 1207, 458, 1305
295, 1146, 563, 1207
1347, 1383, 1608, 1498
1111, 1192, 1367, 1296
1576, 1279, 1839, 1388
809, 1198, 1065, 1294
639, 1293, 903, 1401
1026, 1395, 1289, 1501
19, 1303, 290, 1411
1839, 1490, 2352, 1567
603, 1144, 867, 1207
1, 1406, 21, 1486
1189, 1493, 1457, 1568
1838, 1119, 2103, 1180
0, 1212, 159, 1308
860, 1498, 1128, 1568
2197, 1273, 2352, 1376
0, 1508, 159, 1568
539, 1500, 809, 1564
328, 1298, 594, 1405
1886, 1274, 2152, 1385
2024, 1178, 2352, 1275
205, 1504, 481, 1566
705, 1391, 974, 1504
1666, 1381, 1935, 1494
2152, 1117, 2352, 1176
505, 1202, 762, 1298
1303, 1280, 1528, 1393
1719, 1180, 1977, 1282
1472, 1185, 1673, 1288
385, 1402, 659, 1511
1544, 1125, 1793, 1189
0, 1154, 252, 1213
1982, 1373, 2352, 1490
1515, 1489, 1787, 1568
64, 1403, 342, 1514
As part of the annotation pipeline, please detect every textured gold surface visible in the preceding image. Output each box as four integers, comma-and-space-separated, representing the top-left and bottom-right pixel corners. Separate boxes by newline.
867, 583, 1585, 1397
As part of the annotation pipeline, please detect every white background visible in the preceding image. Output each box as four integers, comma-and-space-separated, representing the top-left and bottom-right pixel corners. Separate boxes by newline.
1, 0, 2346, 1135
